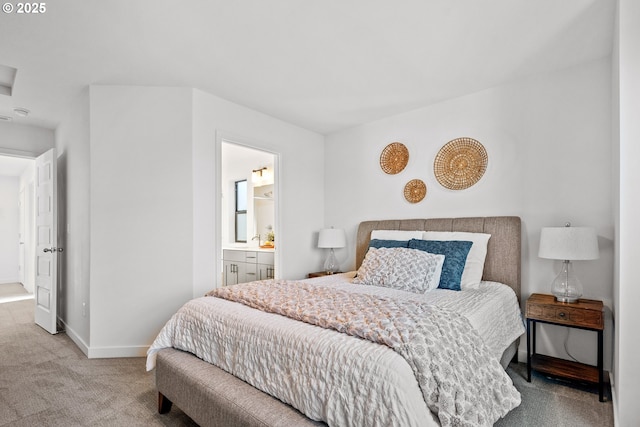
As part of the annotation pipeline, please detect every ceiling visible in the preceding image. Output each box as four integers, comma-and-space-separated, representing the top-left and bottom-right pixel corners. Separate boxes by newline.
0, 155, 33, 177
0, 1, 615, 135
222, 141, 274, 175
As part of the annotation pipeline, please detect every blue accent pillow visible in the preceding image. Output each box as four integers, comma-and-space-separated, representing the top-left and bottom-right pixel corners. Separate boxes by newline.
369, 239, 410, 249
407, 239, 473, 291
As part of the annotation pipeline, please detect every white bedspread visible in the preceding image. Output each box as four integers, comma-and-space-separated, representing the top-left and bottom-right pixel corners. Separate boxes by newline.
147, 273, 525, 427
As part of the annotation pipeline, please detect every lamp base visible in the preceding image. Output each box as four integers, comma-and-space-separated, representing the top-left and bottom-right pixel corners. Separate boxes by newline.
323, 248, 339, 275
550, 260, 583, 304
554, 295, 580, 303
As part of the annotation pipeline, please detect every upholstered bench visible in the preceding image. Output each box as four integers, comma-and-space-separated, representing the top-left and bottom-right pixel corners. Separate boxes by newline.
156, 348, 325, 427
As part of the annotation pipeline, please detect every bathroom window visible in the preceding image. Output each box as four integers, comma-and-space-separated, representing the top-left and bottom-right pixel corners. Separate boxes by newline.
235, 180, 247, 242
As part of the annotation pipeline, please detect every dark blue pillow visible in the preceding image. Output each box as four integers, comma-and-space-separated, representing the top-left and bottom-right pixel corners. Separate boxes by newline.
407, 239, 473, 291
369, 239, 410, 249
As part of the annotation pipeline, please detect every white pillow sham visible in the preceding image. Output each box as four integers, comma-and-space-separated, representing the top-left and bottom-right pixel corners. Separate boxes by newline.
421, 231, 491, 290
370, 230, 424, 241
353, 247, 445, 293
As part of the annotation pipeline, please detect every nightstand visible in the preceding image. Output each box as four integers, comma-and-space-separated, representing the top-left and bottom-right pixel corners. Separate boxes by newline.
307, 271, 342, 278
526, 293, 605, 401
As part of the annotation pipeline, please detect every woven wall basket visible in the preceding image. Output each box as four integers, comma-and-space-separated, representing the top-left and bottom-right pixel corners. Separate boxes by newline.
380, 142, 409, 174
434, 137, 488, 190
404, 179, 427, 203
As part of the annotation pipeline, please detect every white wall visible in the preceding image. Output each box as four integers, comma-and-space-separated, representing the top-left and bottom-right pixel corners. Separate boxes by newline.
0, 176, 20, 283
89, 85, 194, 356
55, 88, 91, 350
613, 0, 640, 424
325, 58, 613, 368
53, 84, 326, 358
192, 89, 325, 297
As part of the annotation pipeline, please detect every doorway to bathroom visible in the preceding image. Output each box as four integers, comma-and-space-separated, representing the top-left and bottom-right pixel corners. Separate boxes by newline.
220, 141, 277, 285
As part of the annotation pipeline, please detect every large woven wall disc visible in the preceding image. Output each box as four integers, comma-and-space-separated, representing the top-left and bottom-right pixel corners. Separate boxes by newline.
434, 137, 488, 190
404, 179, 427, 203
380, 142, 409, 174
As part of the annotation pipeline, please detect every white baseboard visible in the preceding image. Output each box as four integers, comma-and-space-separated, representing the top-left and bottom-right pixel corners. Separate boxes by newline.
58, 319, 149, 359
60, 319, 149, 358
610, 374, 619, 426
87, 345, 149, 359
0, 278, 20, 284
61, 320, 90, 357
517, 348, 527, 363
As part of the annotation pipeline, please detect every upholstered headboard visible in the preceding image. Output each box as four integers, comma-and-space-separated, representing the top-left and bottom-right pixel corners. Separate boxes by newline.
356, 216, 521, 301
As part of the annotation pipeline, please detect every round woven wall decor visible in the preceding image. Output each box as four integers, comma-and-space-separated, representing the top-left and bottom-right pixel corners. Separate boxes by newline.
380, 142, 409, 174
434, 137, 488, 190
404, 179, 427, 203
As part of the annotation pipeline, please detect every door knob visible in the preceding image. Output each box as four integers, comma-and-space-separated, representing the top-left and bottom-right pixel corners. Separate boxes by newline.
43, 247, 64, 253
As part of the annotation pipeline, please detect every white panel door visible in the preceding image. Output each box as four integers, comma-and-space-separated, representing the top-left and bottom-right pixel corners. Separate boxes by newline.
34, 148, 60, 334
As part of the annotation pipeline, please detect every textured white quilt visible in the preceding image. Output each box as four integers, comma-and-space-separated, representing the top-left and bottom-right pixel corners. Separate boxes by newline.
147, 273, 525, 427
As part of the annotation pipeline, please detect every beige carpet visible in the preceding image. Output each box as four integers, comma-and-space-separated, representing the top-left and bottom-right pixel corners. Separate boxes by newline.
0, 283, 28, 296
0, 299, 196, 426
496, 363, 613, 426
0, 299, 614, 427
0, 283, 32, 304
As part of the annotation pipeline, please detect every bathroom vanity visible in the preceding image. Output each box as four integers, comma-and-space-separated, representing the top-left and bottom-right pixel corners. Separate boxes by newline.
223, 248, 275, 285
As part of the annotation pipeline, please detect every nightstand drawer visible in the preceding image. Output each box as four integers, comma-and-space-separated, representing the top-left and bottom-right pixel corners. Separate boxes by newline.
526, 293, 604, 330
527, 304, 602, 328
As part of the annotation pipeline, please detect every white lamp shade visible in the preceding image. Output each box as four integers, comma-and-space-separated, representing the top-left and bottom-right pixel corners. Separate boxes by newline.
538, 226, 599, 260
318, 228, 346, 249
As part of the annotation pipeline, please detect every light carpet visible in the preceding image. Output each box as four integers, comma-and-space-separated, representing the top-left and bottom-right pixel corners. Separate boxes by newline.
0, 299, 196, 427
0, 283, 33, 304
496, 361, 613, 426
0, 299, 613, 426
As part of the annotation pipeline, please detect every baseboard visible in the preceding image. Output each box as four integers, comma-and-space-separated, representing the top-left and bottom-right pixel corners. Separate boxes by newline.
0, 278, 20, 285
61, 320, 90, 357
610, 373, 619, 426
517, 348, 527, 364
59, 318, 150, 358
87, 344, 149, 359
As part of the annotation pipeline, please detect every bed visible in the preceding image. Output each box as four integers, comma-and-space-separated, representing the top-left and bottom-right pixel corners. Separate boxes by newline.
147, 216, 524, 427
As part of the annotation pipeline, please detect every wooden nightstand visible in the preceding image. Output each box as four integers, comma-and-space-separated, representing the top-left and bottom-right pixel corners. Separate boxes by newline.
526, 293, 605, 401
307, 271, 342, 278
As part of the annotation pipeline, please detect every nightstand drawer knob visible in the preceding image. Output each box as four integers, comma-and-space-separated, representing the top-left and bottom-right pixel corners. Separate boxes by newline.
559, 312, 566, 318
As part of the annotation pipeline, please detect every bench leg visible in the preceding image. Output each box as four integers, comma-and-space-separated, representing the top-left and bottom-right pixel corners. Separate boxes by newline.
158, 392, 173, 414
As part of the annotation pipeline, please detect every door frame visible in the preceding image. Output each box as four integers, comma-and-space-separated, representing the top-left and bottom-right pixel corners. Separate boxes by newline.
216, 132, 281, 287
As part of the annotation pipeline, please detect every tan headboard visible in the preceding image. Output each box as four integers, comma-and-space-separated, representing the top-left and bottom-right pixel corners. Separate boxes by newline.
356, 217, 521, 301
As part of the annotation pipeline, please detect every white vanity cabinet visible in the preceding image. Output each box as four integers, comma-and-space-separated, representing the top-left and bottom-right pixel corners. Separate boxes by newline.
223, 249, 275, 285
257, 251, 275, 281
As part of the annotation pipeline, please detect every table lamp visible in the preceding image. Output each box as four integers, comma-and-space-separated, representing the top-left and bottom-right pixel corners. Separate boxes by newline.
318, 227, 346, 274
538, 222, 599, 302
